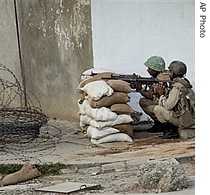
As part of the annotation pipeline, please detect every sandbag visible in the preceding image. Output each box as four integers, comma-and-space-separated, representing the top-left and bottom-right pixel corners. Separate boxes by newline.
81, 68, 115, 81
80, 80, 114, 101
89, 114, 133, 129
77, 99, 86, 115
79, 72, 115, 88
111, 103, 134, 114
90, 92, 130, 108
80, 114, 92, 126
91, 133, 133, 144
1, 162, 41, 186
107, 79, 132, 93
79, 121, 88, 131
82, 99, 117, 121
86, 126, 119, 139
113, 123, 133, 136
78, 90, 87, 101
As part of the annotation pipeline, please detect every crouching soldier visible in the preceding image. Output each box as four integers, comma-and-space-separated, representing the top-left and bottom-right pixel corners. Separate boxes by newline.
139, 56, 171, 133
154, 61, 195, 139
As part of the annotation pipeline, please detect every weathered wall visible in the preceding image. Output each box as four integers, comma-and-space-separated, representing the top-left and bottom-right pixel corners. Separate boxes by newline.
15, 0, 93, 120
0, 0, 22, 83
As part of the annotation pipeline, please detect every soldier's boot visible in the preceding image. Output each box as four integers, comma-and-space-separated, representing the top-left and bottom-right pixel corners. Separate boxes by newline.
147, 120, 165, 133
160, 123, 180, 139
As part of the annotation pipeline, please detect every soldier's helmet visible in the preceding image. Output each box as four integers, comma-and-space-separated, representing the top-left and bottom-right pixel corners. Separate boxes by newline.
144, 56, 165, 72
168, 61, 187, 75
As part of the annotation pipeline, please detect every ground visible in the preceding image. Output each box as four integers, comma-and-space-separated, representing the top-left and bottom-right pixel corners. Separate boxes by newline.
0, 119, 195, 194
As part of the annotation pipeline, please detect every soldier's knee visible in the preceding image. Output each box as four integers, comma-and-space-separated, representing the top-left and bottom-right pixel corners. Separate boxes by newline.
139, 98, 146, 107
154, 105, 161, 115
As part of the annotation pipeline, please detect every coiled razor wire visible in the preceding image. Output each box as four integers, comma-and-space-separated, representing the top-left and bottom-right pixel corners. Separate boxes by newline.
0, 63, 63, 163
0, 63, 48, 141
0, 107, 48, 142
0, 123, 63, 164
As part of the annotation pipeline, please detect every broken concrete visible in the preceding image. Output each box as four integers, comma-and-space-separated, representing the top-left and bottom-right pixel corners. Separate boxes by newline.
137, 158, 187, 193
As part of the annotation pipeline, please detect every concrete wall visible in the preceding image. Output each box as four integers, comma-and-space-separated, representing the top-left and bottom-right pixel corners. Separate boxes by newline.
91, 0, 195, 120
0, 0, 22, 82
10, 0, 93, 120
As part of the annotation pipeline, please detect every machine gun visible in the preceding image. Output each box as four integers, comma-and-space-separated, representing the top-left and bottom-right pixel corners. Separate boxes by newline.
87, 72, 172, 92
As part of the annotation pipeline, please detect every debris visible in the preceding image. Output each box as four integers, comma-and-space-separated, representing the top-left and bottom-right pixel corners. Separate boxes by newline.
0, 162, 41, 186
137, 158, 187, 193
36, 181, 101, 194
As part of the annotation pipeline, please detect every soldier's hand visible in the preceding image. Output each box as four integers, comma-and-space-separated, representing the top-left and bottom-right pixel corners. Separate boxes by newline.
154, 83, 165, 96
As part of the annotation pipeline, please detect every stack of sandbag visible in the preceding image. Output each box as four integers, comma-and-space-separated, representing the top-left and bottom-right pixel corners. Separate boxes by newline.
77, 71, 140, 144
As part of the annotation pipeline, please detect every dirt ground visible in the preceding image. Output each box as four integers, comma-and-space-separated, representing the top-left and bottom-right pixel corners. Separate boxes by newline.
34, 129, 195, 195
81, 129, 195, 158
0, 121, 195, 195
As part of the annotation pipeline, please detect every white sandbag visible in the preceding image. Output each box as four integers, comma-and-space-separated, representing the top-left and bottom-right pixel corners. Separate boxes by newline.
80, 114, 92, 126
80, 114, 106, 129
91, 133, 133, 144
80, 80, 114, 101
82, 99, 117, 121
86, 126, 119, 139
81, 67, 115, 81
79, 121, 87, 130
89, 114, 133, 129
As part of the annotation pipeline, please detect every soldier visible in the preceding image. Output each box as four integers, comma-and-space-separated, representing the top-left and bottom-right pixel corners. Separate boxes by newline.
139, 56, 170, 133
154, 61, 195, 139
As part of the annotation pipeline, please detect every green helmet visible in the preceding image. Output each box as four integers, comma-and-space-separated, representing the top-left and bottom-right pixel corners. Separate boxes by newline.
144, 56, 165, 72
168, 61, 187, 75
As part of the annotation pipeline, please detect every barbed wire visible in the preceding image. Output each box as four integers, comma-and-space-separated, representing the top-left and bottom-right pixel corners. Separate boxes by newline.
0, 63, 48, 141
0, 123, 62, 164
0, 63, 58, 163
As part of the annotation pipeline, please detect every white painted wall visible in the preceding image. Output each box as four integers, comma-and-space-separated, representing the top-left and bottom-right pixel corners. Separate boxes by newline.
91, 0, 195, 120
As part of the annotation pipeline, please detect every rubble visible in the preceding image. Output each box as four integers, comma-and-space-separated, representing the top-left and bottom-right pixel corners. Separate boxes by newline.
137, 158, 187, 193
